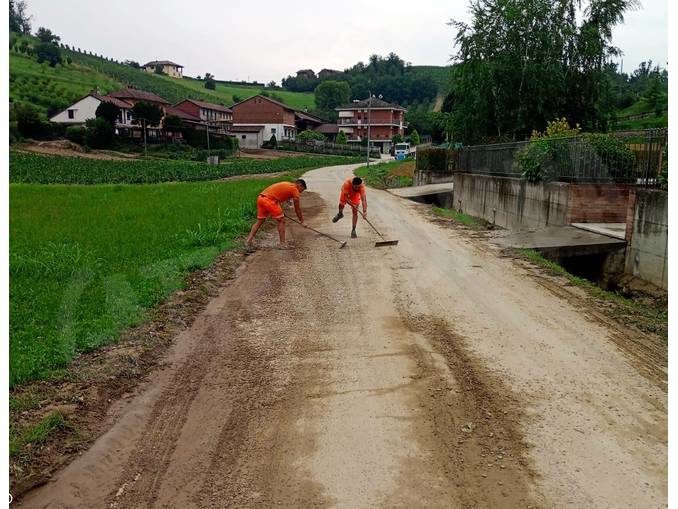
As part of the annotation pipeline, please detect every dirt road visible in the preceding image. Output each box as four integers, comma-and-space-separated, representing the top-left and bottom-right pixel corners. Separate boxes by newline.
20, 164, 667, 508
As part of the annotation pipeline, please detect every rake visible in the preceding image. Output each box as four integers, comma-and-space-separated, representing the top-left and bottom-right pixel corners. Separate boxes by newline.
345, 202, 399, 247
285, 214, 347, 249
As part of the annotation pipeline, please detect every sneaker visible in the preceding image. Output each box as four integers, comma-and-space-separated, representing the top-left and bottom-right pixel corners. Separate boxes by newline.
351, 229, 357, 239
332, 211, 344, 223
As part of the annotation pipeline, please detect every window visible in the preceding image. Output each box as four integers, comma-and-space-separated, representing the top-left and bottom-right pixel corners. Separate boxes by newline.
271, 128, 277, 134
242, 135, 246, 139
67, 109, 75, 119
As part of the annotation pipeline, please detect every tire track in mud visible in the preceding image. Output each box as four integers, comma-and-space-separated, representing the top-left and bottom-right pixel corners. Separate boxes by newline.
391, 277, 543, 508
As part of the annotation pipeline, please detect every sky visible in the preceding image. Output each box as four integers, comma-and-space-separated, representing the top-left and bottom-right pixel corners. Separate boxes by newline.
26, 0, 668, 83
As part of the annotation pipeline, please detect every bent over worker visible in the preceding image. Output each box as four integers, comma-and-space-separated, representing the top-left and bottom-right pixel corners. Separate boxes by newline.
246, 179, 307, 249
332, 176, 367, 238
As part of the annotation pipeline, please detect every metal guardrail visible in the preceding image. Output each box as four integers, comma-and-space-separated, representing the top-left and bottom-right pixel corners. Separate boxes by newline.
454, 129, 667, 186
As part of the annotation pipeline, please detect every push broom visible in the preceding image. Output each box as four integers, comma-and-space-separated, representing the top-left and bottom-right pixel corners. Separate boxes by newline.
345, 202, 399, 247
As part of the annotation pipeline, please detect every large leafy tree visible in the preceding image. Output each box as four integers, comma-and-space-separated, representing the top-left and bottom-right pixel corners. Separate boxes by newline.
449, 0, 639, 144
35, 26, 59, 43
95, 101, 121, 126
314, 80, 351, 120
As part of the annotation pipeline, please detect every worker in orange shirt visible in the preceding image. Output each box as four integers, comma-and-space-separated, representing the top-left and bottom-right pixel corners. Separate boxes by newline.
246, 178, 307, 249
332, 176, 367, 238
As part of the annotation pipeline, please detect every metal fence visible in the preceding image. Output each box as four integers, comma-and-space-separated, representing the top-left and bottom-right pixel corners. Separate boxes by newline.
455, 128, 667, 186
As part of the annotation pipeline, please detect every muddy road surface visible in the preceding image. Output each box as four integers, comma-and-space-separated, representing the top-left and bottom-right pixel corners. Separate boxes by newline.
19, 164, 667, 508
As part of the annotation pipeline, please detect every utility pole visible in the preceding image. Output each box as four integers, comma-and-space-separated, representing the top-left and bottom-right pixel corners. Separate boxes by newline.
366, 91, 372, 167
206, 122, 210, 155
142, 118, 147, 157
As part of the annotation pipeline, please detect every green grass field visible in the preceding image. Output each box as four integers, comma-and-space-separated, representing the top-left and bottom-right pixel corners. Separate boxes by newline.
9, 176, 299, 386
10, 151, 361, 184
354, 159, 414, 189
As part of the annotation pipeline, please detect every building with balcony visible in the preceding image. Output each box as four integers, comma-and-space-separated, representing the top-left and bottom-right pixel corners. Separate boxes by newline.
173, 99, 233, 133
143, 60, 184, 78
335, 97, 407, 154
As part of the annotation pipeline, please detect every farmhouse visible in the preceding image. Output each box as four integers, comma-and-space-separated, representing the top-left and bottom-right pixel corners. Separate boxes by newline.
143, 60, 184, 78
50, 93, 133, 126
335, 97, 407, 154
230, 125, 265, 149
107, 88, 170, 108
231, 95, 317, 147
174, 99, 233, 133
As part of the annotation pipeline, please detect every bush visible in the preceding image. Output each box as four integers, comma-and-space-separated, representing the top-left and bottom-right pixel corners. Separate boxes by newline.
409, 129, 421, 146
262, 134, 278, 149
336, 130, 347, 144
416, 147, 452, 173
65, 126, 86, 145
14, 102, 52, 139
35, 42, 62, 67
517, 132, 636, 183
297, 130, 325, 142
84, 117, 115, 148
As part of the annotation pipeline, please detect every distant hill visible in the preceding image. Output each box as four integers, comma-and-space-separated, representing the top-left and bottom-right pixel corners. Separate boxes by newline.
407, 65, 452, 95
9, 34, 316, 117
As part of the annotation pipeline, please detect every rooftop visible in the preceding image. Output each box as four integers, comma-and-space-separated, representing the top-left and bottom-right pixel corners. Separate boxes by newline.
336, 97, 406, 111
108, 88, 170, 104
144, 60, 184, 68
178, 98, 232, 113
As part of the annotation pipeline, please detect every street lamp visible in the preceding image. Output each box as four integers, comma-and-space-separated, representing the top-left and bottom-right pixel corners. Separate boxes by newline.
366, 92, 382, 167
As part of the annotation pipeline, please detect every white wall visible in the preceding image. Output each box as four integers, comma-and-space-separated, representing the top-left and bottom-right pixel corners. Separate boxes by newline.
234, 124, 296, 144
50, 95, 101, 125
235, 131, 263, 149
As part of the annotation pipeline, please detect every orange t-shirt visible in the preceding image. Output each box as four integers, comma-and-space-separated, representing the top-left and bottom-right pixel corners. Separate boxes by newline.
341, 179, 366, 201
261, 181, 300, 203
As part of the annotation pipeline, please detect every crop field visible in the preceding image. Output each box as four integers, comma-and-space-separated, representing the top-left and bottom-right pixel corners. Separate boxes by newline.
9, 176, 296, 386
10, 151, 361, 184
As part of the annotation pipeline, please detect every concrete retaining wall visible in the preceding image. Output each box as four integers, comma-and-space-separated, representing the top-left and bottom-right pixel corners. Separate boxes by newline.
625, 189, 668, 289
452, 173, 569, 229
453, 173, 633, 231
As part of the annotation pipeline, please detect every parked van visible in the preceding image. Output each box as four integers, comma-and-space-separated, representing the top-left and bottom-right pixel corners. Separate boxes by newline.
394, 142, 410, 160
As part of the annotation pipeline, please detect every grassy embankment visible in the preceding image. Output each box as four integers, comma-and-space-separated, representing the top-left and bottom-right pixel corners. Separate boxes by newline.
354, 159, 415, 189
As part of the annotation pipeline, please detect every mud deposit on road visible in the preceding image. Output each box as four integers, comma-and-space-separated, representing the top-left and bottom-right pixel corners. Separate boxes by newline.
395, 313, 541, 508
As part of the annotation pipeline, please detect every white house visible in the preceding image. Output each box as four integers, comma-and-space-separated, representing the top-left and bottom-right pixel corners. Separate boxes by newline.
50, 93, 134, 126
143, 60, 184, 78
230, 125, 264, 149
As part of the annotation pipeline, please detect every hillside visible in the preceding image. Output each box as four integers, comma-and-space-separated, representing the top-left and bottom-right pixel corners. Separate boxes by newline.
9, 34, 316, 117
408, 65, 452, 96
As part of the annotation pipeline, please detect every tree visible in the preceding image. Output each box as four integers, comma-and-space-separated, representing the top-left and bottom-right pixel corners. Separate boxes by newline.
448, 0, 639, 143
267, 80, 276, 88
154, 63, 164, 74
10, 0, 32, 34
84, 117, 115, 148
336, 130, 348, 144
95, 101, 120, 126
163, 114, 183, 133
204, 73, 216, 90
35, 42, 61, 66
14, 102, 50, 138
391, 134, 404, 144
131, 101, 164, 142
35, 26, 60, 44
124, 60, 140, 68
643, 76, 663, 116
315, 80, 351, 119
410, 129, 421, 146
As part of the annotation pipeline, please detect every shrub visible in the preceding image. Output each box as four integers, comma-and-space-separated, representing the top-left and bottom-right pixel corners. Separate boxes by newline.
416, 147, 452, 174
263, 134, 278, 149
581, 133, 635, 181
65, 125, 86, 145
409, 129, 421, 146
84, 117, 115, 148
95, 101, 120, 126
14, 102, 52, 139
297, 130, 325, 142
35, 42, 62, 67
336, 130, 347, 144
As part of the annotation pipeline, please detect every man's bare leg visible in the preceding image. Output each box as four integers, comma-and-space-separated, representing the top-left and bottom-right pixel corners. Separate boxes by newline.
276, 217, 287, 246
246, 218, 266, 246
351, 207, 358, 238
